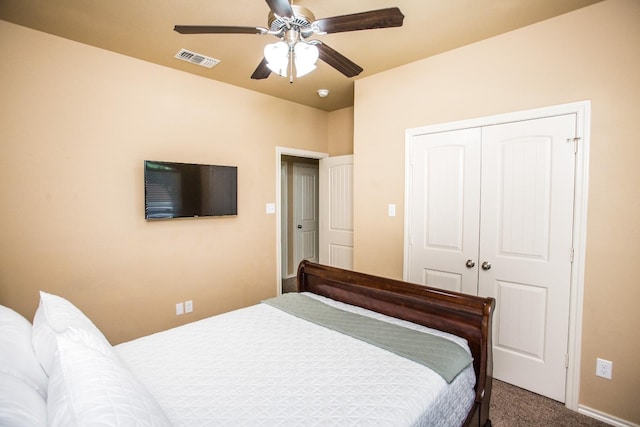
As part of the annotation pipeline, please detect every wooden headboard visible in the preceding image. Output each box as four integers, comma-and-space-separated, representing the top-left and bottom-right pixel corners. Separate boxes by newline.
297, 261, 495, 427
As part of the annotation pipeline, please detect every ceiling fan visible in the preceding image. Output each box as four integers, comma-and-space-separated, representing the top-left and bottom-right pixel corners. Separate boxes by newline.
174, 0, 404, 82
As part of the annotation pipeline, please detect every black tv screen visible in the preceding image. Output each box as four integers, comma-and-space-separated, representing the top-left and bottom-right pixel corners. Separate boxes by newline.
144, 160, 237, 219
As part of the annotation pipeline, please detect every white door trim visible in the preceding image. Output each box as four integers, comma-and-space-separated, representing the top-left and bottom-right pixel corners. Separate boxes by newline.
275, 147, 328, 296
404, 100, 590, 411
280, 162, 288, 282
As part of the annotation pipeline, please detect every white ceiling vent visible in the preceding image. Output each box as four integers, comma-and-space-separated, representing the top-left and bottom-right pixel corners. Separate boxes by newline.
174, 48, 220, 68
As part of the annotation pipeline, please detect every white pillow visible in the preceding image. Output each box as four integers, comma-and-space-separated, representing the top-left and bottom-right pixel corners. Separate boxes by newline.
0, 305, 49, 398
47, 328, 171, 427
32, 291, 113, 375
0, 372, 47, 427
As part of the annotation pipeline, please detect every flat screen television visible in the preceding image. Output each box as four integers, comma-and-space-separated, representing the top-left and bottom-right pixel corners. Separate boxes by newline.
144, 160, 237, 220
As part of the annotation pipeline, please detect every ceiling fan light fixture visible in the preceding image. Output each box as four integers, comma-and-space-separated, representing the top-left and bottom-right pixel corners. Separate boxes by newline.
294, 42, 319, 78
176, 5, 405, 83
264, 41, 289, 76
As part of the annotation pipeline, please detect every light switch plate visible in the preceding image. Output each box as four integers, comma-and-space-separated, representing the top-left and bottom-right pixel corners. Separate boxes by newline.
388, 204, 396, 217
266, 203, 275, 214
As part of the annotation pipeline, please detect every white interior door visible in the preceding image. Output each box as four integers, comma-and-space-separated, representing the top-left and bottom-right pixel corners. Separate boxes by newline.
406, 128, 481, 294
319, 155, 354, 269
405, 113, 577, 402
293, 163, 319, 266
478, 115, 576, 402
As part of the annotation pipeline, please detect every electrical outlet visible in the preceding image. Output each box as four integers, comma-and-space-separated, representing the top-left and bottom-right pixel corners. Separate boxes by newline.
596, 358, 612, 379
185, 300, 193, 313
176, 302, 184, 316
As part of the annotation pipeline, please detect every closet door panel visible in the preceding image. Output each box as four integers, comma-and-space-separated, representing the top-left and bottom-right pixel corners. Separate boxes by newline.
498, 137, 551, 260
478, 114, 576, 402
406, 128, 481, 295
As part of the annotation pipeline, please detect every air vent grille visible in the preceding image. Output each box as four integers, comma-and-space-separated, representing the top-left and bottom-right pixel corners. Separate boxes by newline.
174, 49, 220, 68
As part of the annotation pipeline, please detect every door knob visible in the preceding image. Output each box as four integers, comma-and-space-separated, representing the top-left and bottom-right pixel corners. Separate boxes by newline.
465, 259, 476, 268
481, 261, 492, 270
297, 224, 302, 229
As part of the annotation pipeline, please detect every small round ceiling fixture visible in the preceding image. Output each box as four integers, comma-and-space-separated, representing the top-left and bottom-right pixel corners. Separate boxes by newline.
317, 89, 329, 98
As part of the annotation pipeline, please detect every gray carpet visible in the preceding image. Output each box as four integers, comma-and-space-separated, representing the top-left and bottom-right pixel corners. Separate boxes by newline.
490, 379, 609, 426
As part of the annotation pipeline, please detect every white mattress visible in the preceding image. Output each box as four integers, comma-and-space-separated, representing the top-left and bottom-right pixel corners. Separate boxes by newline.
115, 293, 475, 426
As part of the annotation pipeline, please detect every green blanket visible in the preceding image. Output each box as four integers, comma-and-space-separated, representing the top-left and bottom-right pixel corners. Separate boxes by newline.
263, 293, 472, 383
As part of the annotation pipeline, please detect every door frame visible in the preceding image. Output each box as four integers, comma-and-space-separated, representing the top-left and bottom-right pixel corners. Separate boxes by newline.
280, 162, 288, 285
275, 147, 328, 296
403, 100, 590, 411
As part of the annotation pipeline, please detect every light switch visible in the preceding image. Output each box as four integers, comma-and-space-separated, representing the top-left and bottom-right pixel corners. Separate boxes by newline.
266, 203, 276, 214
388, 204, 396, 217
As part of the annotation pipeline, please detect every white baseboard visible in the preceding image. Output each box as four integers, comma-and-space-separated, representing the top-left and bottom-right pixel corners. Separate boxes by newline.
578, 405, 639, 427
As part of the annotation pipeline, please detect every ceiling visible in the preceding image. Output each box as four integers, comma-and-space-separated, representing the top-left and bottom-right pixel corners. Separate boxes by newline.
0, 0, 602, 112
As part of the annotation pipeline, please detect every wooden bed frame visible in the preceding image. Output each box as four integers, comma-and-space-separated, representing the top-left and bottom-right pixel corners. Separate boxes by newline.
297, 261, 495, 427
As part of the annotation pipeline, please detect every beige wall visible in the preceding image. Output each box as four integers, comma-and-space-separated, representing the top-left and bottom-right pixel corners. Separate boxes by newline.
0, 20, 329, 344
328, 107, 354, 156
353, 0, 640, 422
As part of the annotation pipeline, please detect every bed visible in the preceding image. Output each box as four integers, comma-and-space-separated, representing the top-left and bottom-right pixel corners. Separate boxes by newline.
0, 261, 495, 427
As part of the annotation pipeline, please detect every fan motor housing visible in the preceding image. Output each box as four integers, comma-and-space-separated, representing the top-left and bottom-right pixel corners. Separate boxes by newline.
268, 5, 315, 34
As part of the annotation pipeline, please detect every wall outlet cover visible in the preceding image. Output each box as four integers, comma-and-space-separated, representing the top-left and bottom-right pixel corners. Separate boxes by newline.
596, 358, 612, 379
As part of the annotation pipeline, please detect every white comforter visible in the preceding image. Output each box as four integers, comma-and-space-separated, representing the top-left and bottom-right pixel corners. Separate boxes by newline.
115, 293, 475, 426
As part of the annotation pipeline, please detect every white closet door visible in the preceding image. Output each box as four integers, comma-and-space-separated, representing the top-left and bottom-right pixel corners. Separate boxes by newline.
478, 114, 576, 402
319, 155, 354, 270
406, 128, 481, 295
406, 113, 577, 402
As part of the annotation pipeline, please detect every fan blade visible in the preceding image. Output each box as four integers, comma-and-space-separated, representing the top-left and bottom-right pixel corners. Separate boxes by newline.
317, 43, 363, 78
251, 58, 272, 80
314, 7, 404, 34
174, 25, 267, 35
265, 0, 294, 19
